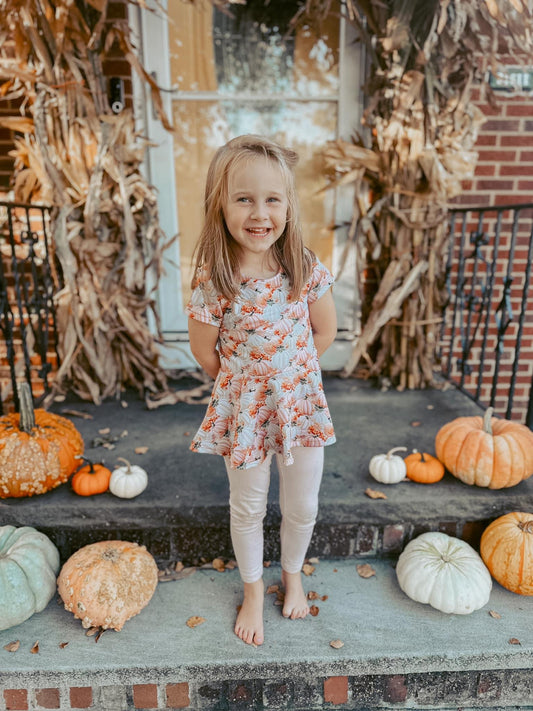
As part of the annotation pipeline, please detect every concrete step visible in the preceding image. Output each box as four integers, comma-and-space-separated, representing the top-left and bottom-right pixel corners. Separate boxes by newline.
1, 559, 533, 711
2, 377, 533, 565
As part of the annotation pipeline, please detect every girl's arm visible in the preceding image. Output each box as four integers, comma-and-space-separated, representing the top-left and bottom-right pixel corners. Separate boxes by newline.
188, 318, 221, 379
309, 288, 337, 357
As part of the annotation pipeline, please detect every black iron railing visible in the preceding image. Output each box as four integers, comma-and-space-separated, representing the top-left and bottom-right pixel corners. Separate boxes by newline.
439, 202, 533, 427
0, 201, 61, 412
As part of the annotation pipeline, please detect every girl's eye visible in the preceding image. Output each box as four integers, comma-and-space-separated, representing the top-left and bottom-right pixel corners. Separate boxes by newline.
267, 197, 280, 203
237, 197, 250, 203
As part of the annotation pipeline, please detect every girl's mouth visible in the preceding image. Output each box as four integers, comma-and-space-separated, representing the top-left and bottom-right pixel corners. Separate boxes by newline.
246, 228, 271, 237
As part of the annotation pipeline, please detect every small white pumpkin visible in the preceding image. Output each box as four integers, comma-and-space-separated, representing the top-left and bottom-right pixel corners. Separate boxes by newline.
396, 531, 492, 614
0, 525, 60, 631
369, 446, 407, 484
109, 458, 148, 499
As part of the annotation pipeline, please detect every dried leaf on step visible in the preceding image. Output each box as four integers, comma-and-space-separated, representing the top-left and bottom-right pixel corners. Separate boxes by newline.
509, 638, 521, 645
95, 628, 106, 643
356, 563, 376, 579
59, 642, 69, 649
85, 627, 99, 637
266, 584, 280, 595
3, 640, 20, 652
307, 591, 328, 601
330, 639, 344, 649
308, 557, 320, 565
135, 446, 149, 455
302, 563, 315, 576
175, 561, 184, 572
30, 641, 39, 654
158, 566, 196, 582
365, 487, 387, 500
186, 616, 206, 629
263, 561, 271, 567
411, 421, 422, 427
212, 558, 225, 572
309, 605, 320, 616
99, 427, 110, 435
61, 409, 93, 420
226, 560, 238, 570
489, 610, 502, 619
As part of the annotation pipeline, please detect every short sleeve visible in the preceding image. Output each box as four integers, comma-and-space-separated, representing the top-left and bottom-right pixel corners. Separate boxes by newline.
186, 275, 223, 327
307, 260, 334, 304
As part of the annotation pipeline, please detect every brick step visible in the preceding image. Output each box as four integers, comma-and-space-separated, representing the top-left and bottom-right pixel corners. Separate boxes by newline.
1, 560, 532, 711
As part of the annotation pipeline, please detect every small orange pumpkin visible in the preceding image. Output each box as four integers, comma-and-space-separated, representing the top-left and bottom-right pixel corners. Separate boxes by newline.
71, 458, 112, 496
435, 408, 533, 489
480, 512, 533, 595
0, 383, 84, 498
405, 450, 445, 484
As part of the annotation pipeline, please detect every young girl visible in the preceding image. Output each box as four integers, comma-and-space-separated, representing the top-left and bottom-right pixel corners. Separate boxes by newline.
186, 134, 337, 646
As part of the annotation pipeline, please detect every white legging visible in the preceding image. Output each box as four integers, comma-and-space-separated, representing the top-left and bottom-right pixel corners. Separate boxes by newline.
224, 447, 324, 583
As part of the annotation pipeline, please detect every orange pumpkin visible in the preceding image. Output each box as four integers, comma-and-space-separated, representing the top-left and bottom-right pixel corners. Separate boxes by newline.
435, 408, 533, 489
71, 458, 112, 496
0, 383, 84, 498
480, 512, 533, 595
57, 540, 159, 630
404, 451, 445, 484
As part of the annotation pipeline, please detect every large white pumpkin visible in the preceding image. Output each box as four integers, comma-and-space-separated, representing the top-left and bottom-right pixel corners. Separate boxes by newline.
0, 525, 60, 631
396, 531, 492, 614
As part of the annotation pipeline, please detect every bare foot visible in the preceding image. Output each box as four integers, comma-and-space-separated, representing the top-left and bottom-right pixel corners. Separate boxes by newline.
281, 569, 310, 619
235, 579, 264, 645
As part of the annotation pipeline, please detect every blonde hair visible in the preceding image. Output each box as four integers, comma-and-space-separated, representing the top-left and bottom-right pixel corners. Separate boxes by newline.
191, 134, 313, 301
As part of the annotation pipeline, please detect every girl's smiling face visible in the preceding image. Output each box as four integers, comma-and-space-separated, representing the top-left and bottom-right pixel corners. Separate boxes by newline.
223, 156, 288, 269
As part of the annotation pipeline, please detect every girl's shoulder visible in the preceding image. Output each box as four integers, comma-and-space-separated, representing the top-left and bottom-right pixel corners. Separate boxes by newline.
305, 253, 334, 303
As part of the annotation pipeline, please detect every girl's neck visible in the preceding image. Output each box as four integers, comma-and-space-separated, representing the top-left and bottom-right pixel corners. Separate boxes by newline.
238, 253, 279, 280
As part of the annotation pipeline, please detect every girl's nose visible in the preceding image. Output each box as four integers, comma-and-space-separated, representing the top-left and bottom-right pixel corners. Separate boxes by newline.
251, 203, 268, 220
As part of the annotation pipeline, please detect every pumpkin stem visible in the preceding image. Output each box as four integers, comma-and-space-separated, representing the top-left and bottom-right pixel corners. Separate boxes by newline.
482, 408, 494, 435
419, 452, 426, 463
518, 520, 533, 535
387, 446, 407, 458
116, 457, 132, 473
78, 456, 96, 473
18, 382, 35, 433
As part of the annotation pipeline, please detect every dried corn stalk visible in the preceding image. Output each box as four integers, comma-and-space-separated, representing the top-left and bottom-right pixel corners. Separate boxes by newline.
0, 0, 176, 403
317, 0, 533, 388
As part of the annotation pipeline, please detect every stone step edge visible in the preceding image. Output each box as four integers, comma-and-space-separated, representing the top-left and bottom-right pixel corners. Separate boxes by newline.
1, 668, 532, 711
37, 518, 491, 565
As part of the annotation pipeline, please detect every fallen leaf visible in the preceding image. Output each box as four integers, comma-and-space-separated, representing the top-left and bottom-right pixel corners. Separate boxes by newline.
509, 638, 521, 645
175, 561, 184, 572
98, 427, 111, 435
135, 446, 149, 455
61, 409, 93, 420
333, 568, 338, 573
30, 641, 39, 654
308, 557, 320, 565
307, 591, 328, 601
95, 628, 106, 643
85, 627, 99, 637
59, 642, 69, 649
266, 584, 280, 595
263, 561, 271, 568
3, 640, 20, 652
121, 401, 128, 408
212, 558, 225, 572
302, 563, 315, 576
120, 430, 128, 438
158, 566, 196, 582
356, 563, 376, 579
186, 616, 206, 629
489, 610, 502, 619
309, 605, 320, 616
226, 560, 238, 570
427, 405, 434, 410
365, 487, 387, 500
411, 421, 421, 427
330, 639, 344, 649
183, 431, 191, 436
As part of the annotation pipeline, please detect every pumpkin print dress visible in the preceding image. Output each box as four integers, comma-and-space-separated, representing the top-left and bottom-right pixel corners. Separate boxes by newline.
186, 259, 336, 470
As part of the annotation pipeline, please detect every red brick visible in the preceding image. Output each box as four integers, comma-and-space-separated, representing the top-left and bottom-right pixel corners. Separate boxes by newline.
35, 688, 60, 709
501, 135, 533, 146
476, 179, 514, 190
477, 149, 517, 162
474, 164, 495, 176
383, 675, 408, 703
69, 687, 93, 709
324, 676, 348, 705
507, 103, 533, 116
475, 134, 497, 146
520, 151, 533, 161
518, 181, 533, 190
133, 684, 158, 709
500, 165, 533, 176
483, 119, 520, 132
166, 683, 190, 709
3, 689, 28, 711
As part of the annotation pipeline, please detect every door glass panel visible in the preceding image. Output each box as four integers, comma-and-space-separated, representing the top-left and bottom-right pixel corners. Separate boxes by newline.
168, 1, 340, 305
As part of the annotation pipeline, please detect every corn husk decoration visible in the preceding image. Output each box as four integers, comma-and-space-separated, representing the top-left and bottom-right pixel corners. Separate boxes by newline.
314, 0, 533, 389
0, 0, 176, 404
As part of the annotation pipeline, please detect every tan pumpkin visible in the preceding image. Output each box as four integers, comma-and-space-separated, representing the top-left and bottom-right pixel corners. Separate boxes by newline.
57, 540, 158, 630
480, 512, 533, 596
0, 383, 84, 497
435, 408, 533, 489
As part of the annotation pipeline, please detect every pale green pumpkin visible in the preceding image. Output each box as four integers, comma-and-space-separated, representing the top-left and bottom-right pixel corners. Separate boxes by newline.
0, 525, 60, 631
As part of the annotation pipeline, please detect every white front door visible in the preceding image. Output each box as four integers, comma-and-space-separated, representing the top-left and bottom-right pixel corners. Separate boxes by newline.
130, 1, 364, 371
